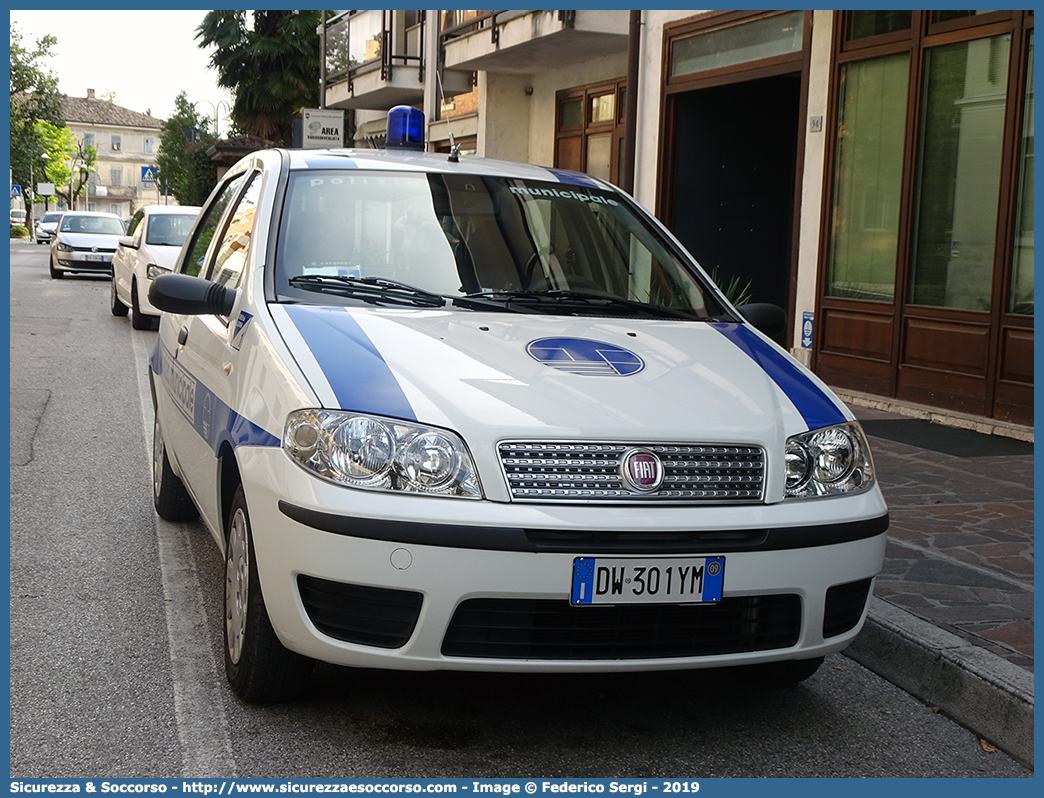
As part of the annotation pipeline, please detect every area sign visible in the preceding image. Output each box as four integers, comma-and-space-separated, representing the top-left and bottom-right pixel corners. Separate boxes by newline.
302, 108, 345, 149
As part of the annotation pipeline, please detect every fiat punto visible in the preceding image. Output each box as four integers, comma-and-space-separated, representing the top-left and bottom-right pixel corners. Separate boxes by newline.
148, 110, 887, 702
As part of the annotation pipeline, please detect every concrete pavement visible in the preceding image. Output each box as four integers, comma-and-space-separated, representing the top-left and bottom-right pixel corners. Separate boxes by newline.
839, 394, 1034, 770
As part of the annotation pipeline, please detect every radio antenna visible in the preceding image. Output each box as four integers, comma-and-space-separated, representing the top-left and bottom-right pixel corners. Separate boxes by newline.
436, 68, 462, 163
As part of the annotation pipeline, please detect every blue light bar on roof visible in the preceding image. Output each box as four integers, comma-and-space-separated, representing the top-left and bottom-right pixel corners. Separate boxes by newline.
386, 106, 425, 151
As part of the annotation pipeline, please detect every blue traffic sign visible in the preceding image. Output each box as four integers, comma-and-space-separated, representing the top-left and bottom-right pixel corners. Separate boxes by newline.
141, 166, 157, 184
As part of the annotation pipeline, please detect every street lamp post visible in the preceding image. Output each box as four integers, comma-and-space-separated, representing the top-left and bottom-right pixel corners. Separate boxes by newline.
193, 99, 231, 140
39, 152, 49, 211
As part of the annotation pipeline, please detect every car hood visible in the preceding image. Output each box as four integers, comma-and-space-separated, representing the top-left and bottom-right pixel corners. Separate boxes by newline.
140, 243, 185, 271
57, 232, 122, 248
270, 304, 850, 449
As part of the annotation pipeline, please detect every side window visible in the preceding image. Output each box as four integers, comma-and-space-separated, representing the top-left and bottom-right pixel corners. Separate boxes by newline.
127, 211, 144, 245
206, 172, 262, 291
181, 172, 250, 277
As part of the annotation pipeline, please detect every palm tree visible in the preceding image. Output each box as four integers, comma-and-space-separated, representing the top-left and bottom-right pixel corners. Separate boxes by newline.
195, 10, 323, 147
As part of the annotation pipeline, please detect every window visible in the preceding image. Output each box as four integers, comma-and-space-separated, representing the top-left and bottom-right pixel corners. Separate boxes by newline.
847, 11, 911, 42
555, 79, 627, 185
127, 211, 145, 246
182, 172, 252, 278
671, 11, 803, 78
83, 134, 95, 148
207, 174, 262, 291
144, 137, 154, 154
109, 204, 120, 217
111, 135, 121, 151
1010, 30, 1034, 315
909, 35, 1012, 310
109, 167, 123, 187
827, 53, 910, 301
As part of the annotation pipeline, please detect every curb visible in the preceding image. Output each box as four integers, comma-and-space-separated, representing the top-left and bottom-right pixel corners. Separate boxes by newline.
844, 597, 1034, 770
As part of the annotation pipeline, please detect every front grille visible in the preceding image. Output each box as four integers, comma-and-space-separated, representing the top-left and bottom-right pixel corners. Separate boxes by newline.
822, 578, 873, 638
499, 442, 765, 503
298, 576, 422, 649
442, 595, 801, 659
72, 246, 116, 253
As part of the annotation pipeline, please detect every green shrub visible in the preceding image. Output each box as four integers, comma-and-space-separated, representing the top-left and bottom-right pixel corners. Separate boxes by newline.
10, 225, 29, 239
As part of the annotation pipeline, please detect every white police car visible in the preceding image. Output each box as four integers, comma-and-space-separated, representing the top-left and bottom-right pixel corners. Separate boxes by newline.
149, 108, 887, 702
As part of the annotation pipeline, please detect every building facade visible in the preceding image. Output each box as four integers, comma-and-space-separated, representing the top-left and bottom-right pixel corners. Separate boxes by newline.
322, 10, 1034, 430
61, 89, 165, 219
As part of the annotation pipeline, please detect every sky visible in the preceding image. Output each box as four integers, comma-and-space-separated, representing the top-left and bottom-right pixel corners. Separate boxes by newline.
10, 9, 235, 130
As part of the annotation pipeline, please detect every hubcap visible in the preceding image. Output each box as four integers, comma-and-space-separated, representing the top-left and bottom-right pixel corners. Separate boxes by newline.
225, 509, 250, 665
152, 419, 164, 499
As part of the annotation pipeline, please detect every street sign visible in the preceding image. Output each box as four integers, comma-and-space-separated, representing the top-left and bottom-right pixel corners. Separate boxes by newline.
37, 183, 55, 196
801, 311, 814, 349
141, 166, 158, 185
302, 108, 345, 149
11, 185, 22, 198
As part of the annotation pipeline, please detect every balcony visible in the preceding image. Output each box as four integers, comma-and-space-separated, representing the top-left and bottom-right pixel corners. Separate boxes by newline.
324, 10, 426, 111
441, 10, 630, 74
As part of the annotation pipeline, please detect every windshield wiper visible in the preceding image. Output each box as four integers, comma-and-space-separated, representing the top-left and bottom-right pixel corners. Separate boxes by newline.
288, 275, 446, 308
454, 290, 702, 320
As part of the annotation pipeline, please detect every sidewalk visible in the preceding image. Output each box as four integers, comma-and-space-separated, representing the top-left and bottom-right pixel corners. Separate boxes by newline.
839, 397, 1034, 769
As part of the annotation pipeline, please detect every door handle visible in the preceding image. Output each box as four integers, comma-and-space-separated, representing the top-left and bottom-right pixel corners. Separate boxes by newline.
177, 326, 189, 346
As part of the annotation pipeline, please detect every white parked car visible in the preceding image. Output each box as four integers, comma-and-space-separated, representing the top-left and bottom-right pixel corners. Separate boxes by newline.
35, 210, 63, 245
48, 211, 125, 278
148, 109, 888, 702
110, 205, 201, 329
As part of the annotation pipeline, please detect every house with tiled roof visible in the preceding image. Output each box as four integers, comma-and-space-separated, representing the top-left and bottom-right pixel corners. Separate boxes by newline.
61, 89, 166, 219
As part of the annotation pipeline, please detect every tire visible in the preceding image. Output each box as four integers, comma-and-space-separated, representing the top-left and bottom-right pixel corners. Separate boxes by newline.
49, 255, 63, 279
738, 656, 824, 687
152, 415, 198, 521
131, 279, 155, 330
224, 485, 314, 702
110, 274, 129, 316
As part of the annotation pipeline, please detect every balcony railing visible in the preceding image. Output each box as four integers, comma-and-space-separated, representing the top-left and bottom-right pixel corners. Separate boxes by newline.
325, 9, 425, 93
439, 10, 576, 46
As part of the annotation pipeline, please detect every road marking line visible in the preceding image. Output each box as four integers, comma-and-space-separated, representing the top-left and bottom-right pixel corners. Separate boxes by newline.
133, 330, 237, 777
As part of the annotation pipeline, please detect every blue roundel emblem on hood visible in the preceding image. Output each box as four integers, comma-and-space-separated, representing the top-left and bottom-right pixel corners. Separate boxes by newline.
526, 337, 645, 376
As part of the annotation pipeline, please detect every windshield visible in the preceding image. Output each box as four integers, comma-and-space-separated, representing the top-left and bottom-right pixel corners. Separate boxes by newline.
41, 213, 62, 224
275, 171, 725, 318
146, 213, 196, 247
60, 215, 124, 235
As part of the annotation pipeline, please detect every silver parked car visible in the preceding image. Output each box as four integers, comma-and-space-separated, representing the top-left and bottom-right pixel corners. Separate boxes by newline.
34, 211, 64, 245
49, 211, 126, 278
110, 205, 201, 329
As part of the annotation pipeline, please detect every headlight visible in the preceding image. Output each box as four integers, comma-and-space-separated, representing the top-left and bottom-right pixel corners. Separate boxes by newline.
784, 422, 874, 500
57, 240, 74, 252
146, 264, 170, 280
283, 410, 482, 498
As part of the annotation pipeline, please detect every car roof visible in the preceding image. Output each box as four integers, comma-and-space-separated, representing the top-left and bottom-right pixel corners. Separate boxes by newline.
138, 205, 203, 215
282, 148, 608, 188
60, 211, 122, 218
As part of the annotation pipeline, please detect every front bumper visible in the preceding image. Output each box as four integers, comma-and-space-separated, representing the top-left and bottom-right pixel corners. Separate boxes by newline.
54, 251, 114, 272
238, 446, 889, 673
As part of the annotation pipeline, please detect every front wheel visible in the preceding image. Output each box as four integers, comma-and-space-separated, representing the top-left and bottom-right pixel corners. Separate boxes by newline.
131, 279, 155, 330
110, 274, 129, 316
49, 255, 63, 279
224, 486, 313, 702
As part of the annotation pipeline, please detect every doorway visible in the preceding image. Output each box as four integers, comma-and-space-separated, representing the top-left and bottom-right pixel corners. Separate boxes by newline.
668, 74, 801, 320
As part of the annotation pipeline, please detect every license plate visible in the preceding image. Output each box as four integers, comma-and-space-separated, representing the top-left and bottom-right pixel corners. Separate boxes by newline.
85, 254, 105, 262
571, 556, 724, 605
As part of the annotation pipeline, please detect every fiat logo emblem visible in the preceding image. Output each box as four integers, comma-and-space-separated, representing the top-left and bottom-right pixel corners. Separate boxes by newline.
620, 448, 663, 493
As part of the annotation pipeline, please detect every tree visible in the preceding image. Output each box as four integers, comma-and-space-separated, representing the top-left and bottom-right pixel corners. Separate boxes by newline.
195, 10, 324, 146
10, 24, 64, 208
33, 119, 77, 207
156, 91, 218, 206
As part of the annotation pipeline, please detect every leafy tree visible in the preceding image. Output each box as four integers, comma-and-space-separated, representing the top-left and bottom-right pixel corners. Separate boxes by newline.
195, 10, 324, 146
10, 24, 64, 208
156, 91, 218, 206
33, 119, 76, 207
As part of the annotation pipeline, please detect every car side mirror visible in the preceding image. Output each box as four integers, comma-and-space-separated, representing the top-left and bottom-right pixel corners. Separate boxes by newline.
149, 273, 237, 317
118, 236, 137, 248
737, 302, 787, 346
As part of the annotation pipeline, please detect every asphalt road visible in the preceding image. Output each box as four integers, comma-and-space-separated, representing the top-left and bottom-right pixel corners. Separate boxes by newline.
7, 240, 1032, 779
